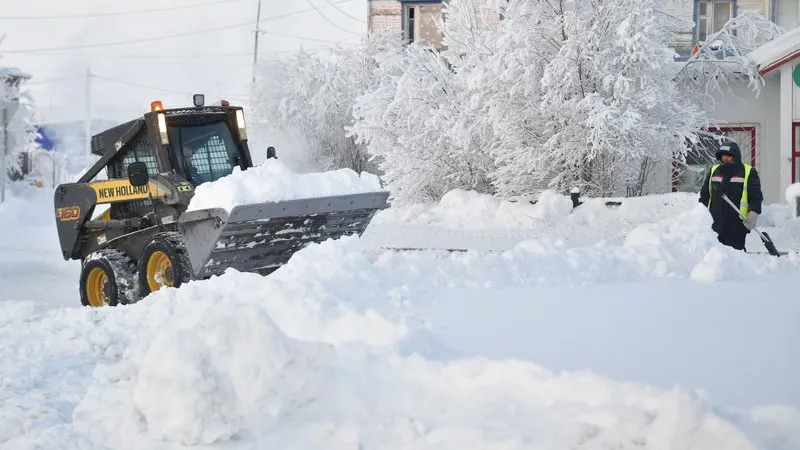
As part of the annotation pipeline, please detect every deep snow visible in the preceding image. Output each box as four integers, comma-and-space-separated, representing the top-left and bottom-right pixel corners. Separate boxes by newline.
1, 181, 800, 449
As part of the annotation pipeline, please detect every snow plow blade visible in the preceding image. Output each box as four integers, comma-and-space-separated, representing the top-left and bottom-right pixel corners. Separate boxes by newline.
177, 191, 390, 278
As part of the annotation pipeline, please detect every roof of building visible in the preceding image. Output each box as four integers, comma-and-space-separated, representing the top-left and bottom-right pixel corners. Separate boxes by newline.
747, 27, 800, 76
0, 67, 32, 81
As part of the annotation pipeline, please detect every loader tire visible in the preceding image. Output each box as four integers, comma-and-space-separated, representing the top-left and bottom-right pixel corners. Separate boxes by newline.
79, 249, 139, 307
138, 232, 193, 297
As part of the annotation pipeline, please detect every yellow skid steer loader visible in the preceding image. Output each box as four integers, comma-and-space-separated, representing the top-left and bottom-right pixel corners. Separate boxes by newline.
53, 96, 389, 307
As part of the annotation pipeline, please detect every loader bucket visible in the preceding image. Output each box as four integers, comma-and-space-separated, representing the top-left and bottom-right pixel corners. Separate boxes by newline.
177, 191, 390, 279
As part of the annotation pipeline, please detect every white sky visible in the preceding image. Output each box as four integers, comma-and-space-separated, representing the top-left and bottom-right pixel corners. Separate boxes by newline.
0, 0, 366, 123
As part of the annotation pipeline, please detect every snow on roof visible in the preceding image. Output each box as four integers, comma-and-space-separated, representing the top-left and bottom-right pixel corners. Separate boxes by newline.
746, 27, 800, 76
0, 67, 32, 80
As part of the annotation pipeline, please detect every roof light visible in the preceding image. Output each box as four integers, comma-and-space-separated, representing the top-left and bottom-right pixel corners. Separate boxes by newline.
193, 94, 205, 107
220, 99, 230, 107
151, 100, 164, 111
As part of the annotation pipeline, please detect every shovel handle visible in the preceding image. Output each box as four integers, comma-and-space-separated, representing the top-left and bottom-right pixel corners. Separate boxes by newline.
720, 193, 769, 241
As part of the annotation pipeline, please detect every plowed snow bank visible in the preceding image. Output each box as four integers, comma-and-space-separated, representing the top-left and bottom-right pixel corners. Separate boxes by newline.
75, 293, 779, 449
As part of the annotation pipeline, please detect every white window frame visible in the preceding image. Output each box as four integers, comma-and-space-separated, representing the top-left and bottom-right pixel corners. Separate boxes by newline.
696, 0, 735, 44
402, 5, 416, 43
773, 0, 800, 30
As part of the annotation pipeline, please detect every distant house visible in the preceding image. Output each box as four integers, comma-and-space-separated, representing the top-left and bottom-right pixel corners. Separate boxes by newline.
367, 0, 498, 48
661, 0, 800, 60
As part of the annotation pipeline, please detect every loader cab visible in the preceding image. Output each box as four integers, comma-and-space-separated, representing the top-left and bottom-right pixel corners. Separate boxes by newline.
166, 119, 243, 185
84, 97, 252, 222
149, 98, 253, 187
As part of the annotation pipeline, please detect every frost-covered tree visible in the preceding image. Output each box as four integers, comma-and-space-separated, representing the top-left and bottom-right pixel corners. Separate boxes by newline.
250, 33, 404, 174
349, 40, 496, 203
0, 66, 39, 185
439, 0, 557, 199
448, 0, 706, 198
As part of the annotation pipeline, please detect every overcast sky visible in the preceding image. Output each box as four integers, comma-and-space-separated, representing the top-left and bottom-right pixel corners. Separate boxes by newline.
0, 0, 366, 123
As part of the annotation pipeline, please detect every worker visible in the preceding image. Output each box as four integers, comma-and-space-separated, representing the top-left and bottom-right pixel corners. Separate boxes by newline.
698, 141, 763, 251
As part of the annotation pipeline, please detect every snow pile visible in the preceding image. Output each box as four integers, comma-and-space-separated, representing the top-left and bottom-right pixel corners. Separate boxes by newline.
76, 301, 332, 446
371, 204, 800, 287
371, 189, 697, 233
786, 183, 800, 219
621, 204, 722, 277
371, 189, 575, 230
66, 269, 786, 449
186, 159, 385, 212
786, 183, 800, 204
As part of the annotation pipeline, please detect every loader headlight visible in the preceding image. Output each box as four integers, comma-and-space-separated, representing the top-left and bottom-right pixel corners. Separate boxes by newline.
157, 112, 169, 145
235, 109, 247, 141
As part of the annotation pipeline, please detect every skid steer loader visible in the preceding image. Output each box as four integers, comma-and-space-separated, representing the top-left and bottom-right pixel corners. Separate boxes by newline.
54, 96, 390, 307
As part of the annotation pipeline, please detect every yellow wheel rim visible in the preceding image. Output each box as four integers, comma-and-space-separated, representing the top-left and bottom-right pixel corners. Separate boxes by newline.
86, 267, 109, 307
146, 250, 174, 292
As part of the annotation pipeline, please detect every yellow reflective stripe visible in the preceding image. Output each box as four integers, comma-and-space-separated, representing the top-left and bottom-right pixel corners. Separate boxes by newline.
707, 164, 720, 208
740, 164, 751, 217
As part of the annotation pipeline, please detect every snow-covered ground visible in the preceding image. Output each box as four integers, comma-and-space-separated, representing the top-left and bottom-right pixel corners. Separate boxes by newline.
1, 179, 800, 449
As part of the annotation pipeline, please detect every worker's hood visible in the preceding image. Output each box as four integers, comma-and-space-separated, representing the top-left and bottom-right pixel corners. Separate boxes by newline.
715, 141, 742, 163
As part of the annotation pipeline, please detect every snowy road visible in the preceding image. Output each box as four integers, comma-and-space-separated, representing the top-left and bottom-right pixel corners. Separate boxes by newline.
1, 187, 799, 449
416, 277, 800, 409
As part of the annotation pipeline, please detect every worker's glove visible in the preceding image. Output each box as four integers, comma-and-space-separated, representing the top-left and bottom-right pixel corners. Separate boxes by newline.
743, 211, 759, 230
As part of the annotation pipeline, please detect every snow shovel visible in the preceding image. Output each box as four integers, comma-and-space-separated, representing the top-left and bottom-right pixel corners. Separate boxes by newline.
720, 193, 782, 257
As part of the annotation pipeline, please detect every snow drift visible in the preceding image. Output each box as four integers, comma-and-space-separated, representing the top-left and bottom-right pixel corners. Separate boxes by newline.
67, 235, 798, 448
74, 290, 777, 449
186, 159, 385, 212
366, 188, 800, 255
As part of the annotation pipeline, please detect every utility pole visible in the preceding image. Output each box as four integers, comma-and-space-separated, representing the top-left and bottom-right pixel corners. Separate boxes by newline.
85, 65, 92, 156
251, 0, 263, 86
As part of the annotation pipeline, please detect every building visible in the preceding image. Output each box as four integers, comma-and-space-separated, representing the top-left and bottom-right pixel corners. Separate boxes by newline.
367, 0, 499, 48
367, 0, 799, 55
663, 0, 800, 60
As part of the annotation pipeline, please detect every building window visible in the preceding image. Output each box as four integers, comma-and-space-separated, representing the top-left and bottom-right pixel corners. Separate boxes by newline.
403, 5, 416, 43
696, 0, 735, 43
775, 0, 800, 30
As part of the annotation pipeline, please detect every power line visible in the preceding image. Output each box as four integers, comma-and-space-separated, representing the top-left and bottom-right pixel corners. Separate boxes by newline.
20, 52, 252, 59
305, 0, 362, 36
2, 23, 248, 53
0, 0, 246, 20
323, 0, 366, 23
10, 48, 333, 59
92, 74, 249, 99
263, 30, 359, 45
1, 0, 362, 54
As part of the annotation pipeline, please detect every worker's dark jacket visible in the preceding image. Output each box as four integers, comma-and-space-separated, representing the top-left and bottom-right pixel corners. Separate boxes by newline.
699, 146, 763, 237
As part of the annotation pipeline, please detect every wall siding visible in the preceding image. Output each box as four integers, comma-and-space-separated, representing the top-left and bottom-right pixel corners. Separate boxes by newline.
368, 1, 402, 35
